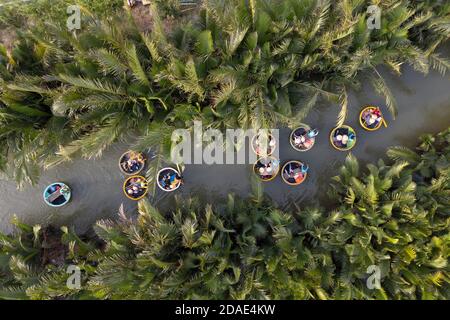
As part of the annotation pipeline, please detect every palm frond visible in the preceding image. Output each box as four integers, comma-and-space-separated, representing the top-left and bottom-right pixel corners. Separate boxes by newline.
428, 53, 450, 76
126, 43, 151, 87
336, 86, 348, 127
370, 68, 398, 119
57, 74, 125, 95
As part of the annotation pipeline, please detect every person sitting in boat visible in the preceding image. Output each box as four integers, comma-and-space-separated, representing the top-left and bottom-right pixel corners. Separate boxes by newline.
283, 162, 308, 184
254, 134, 276, 155
125, 176, 147, 196
334, 128, 355, 148
121, 152, 145, 173
362, 108, 382, 129
293, 128, 318, 150
159, 171, 182, 190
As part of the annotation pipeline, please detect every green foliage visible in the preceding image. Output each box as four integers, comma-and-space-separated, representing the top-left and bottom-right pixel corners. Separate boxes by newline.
0, 0, 123, 26
0, 0, 449, 185
1, 128, 449, 300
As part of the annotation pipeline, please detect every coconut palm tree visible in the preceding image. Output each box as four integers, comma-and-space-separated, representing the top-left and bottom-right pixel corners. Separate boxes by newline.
0, 31, 76, 187
0, 0, 449, 185
325, 141, 449, 299
1, 125, 448, 299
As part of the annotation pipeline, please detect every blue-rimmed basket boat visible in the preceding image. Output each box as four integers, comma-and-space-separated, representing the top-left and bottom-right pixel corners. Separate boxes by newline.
43, 182, 71, 207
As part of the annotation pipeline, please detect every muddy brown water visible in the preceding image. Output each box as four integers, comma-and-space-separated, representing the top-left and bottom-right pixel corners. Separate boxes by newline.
0, 66, 449, 234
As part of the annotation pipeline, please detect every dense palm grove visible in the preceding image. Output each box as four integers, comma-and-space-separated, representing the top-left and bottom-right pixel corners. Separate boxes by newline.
0, 129, 448, 300
0, 0, 449, 186
0, 0, 449, 300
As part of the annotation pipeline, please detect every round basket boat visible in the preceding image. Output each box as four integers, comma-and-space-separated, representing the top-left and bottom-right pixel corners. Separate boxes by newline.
157, 167, 183, 192
43, 182, 71, 207
119, 151, 146, 175
253, 156, 280, 182
330, 125, 357, 151
251, 132, 276, 156
290, 125, 318, 152
281, 161, 308, 186
359, 106, 385, 131
123, 175, 149, 201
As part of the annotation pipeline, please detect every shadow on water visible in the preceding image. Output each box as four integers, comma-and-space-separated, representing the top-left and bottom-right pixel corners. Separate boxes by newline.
0, 66, 449, 233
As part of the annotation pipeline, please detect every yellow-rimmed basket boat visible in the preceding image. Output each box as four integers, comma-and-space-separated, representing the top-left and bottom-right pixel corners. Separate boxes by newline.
123, 175, 149, 201
330, 125, 357, 151
281, 160, 308, 186
359, 106, 386, 131
253, 156, 280, 182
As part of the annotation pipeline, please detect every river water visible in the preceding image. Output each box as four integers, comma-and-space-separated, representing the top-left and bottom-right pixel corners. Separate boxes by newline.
0, 66, 449, 234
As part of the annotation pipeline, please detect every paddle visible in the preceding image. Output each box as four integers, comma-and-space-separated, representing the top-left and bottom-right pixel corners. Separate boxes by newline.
46, 188, 62, 203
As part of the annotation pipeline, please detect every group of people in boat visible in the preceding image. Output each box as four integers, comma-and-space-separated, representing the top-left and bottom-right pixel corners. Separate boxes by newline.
253, 128, 313, 185
43, 182, 72, 207
124, 176, 148, 200
120, 151, 183, 200
252, 133, 277, 156
330, 126, 357, 151
157, 168, 183, 192
43, 106, 386, 205
254, 157, 280, 181
290, 126, 319, 152
360, 106, 385, 130
282, 161, 309, 185
120, 151, 146, 175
